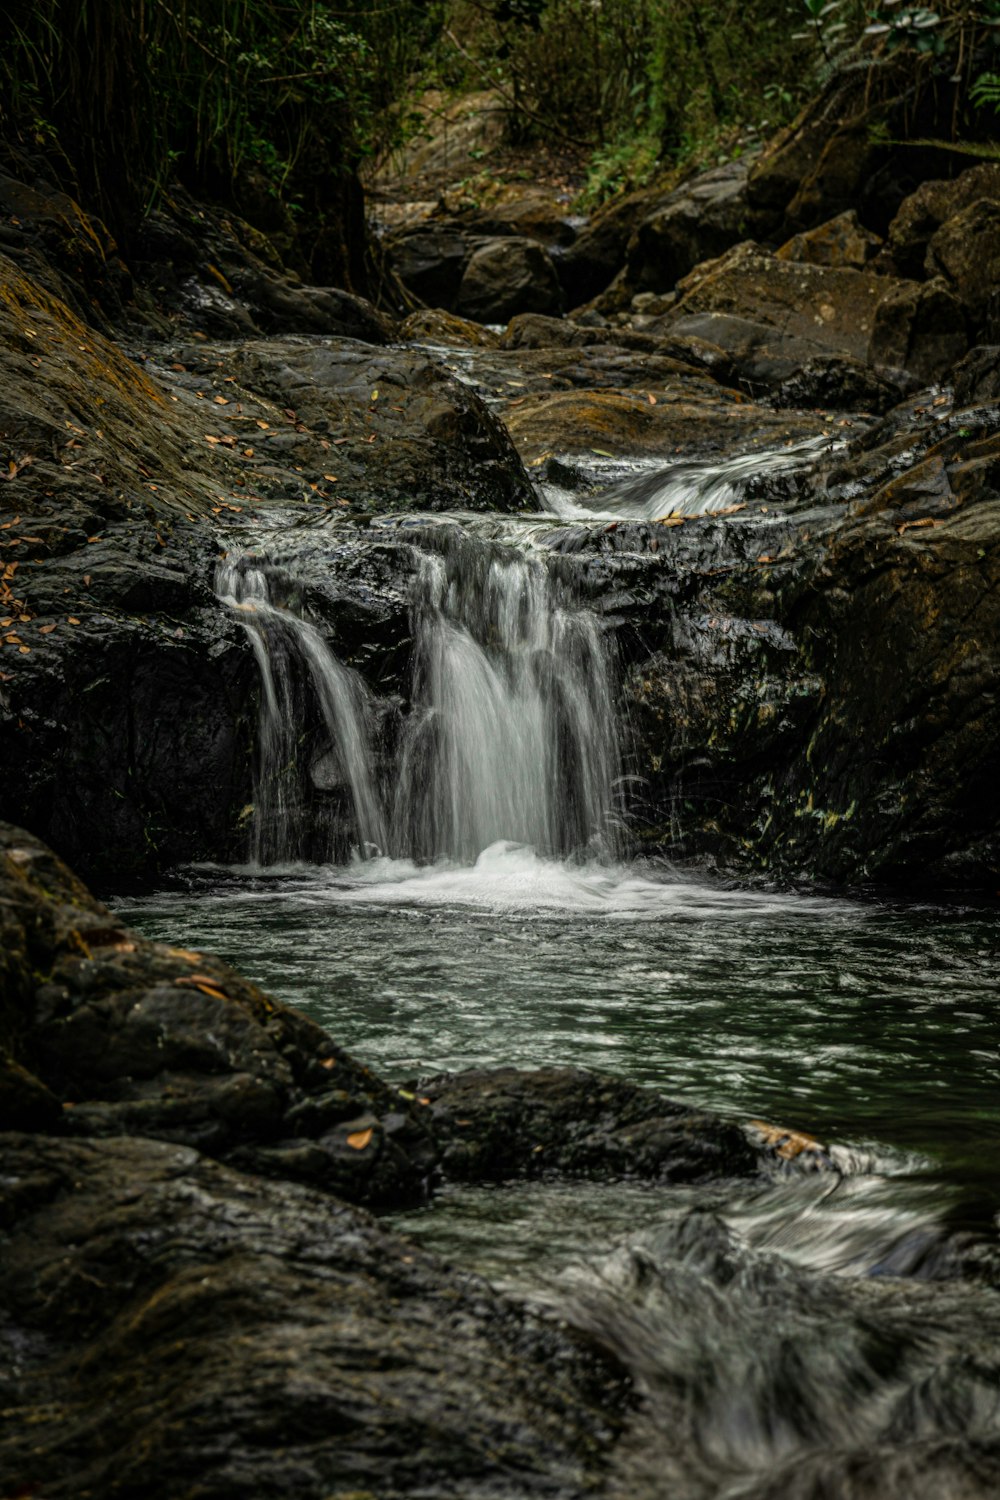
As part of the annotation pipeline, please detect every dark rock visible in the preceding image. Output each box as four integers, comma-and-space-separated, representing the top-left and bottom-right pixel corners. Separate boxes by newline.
618, 402, 1000, 889
882, 164, 1000, 280
926, 198, 1000, 343
953, 345, 1000, 406
625, 160, 777, 296
455, 236, 564, 323
385, 222, 474, 307
0, 822, 438, 1207
421, 1066, 760, 1184
401, 307, 502, 347
868, 276, 969, 384
0, 1132, 627, 1500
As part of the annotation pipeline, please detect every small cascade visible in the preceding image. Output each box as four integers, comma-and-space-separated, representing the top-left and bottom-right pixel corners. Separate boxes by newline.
217, 526, 622, 866
217, 555, 387, 863
393, 533, 621, 862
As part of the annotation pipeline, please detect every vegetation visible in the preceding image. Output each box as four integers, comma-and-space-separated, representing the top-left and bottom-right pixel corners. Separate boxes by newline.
0, 1, 437, 252
1, 0, 997, 255
429, 0, 1000, 200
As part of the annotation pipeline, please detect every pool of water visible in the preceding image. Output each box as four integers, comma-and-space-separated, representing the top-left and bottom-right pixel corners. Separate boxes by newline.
115, 843, 1000, 1498
116, 842, 999, 1186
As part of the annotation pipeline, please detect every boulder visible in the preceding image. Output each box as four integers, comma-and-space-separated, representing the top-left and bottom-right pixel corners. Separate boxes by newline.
883, 163, 1000, 279
0, 1133, 625, 1500
455, 235, 564, 323
661, 242, 967, 385
500, 385, 832, 465
401, 306, 502, 347
868, 276, 969, 384
421, 1066, 759, 1183
384, 221, 474, 307
625, 159, 777, 295
926, 198, 1000, 342
776, 209, 882, 269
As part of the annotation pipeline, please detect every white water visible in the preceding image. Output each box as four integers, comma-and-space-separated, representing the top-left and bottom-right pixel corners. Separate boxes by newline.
541, 436, 837, 521
217, 529, 622, 864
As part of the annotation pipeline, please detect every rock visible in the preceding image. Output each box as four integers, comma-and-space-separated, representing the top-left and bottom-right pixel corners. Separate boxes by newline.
0, 1132, 626, 1500
883, 164, 1000, 279
926, 198, 1000, 342
421, 1066, 759, 1183
953, 345, 1000, 406
625, 159, 776, 296
0, 822, 438, 1207
0, 254, 534, 880
618, 399, 1000, 889
868, 276, 969, 384
661, 242, 965, 386
401, 307, 502, 347
559, 187, 657, 308
455, 236, 564, 323
384, 222, 474, 307
500, 386, 827, 465
776, 210, 882, 269
664, 309, 903, 410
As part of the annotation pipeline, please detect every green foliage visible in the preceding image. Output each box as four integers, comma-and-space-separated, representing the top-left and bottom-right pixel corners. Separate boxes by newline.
0, 1, 436, 240
970, 69, 1000, 108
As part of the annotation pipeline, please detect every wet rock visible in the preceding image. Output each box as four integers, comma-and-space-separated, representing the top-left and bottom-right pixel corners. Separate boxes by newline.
455, 236, 564, 323
620, 402, 1000, 889
0, 822, 439, 1207
867, 276, 970, 385
420, 1066, 760, 1183
0, 1132, 626, 1500
953, 345, 1000, 406
500, 385, 836, 465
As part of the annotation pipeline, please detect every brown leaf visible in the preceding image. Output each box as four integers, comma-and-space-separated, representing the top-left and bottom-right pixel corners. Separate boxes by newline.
213, 395, 229, 405
38, 623, 57, 634
67, 616, 81, 624
346, 1128, 374, 1150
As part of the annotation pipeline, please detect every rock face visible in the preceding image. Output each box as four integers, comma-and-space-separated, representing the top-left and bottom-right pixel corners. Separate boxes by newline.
615, 396, 1000, 889
0, 241, 533, 880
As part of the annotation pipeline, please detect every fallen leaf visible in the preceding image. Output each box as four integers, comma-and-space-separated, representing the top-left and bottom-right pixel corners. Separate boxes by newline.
18, 645, 29, 654
320, 1057, 337, 1070
67, 616, 81, 624
347, 1128, 374, 1150
38, 623, 57, 634
255, 420, 269, 430
214, 395, 229, 405
647, 392, 657, 405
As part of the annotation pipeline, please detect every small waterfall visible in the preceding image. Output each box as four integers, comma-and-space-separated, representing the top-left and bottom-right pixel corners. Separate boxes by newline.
217, 528, 622, 866
393, 535, 621, 862
217, 555, 387, 863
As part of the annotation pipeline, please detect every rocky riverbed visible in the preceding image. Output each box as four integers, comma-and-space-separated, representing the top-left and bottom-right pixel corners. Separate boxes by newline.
1, 76, 999, 1498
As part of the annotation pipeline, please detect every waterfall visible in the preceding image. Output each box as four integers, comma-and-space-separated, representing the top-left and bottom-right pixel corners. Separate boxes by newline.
393, 535, 621, 862
217, 528, 622, 865
217, 555, 388, 863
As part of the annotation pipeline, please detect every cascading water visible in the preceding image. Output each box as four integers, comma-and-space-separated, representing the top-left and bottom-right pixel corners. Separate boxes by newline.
217, 554, 387, 863
217, 526, 622, 865
393, 533, 621, 862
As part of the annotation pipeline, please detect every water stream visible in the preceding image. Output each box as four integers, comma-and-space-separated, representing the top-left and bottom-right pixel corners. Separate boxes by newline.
118, 437, 1000, 1499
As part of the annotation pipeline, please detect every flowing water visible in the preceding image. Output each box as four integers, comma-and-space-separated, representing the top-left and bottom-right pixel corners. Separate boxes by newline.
118, 440, 1000, 1499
